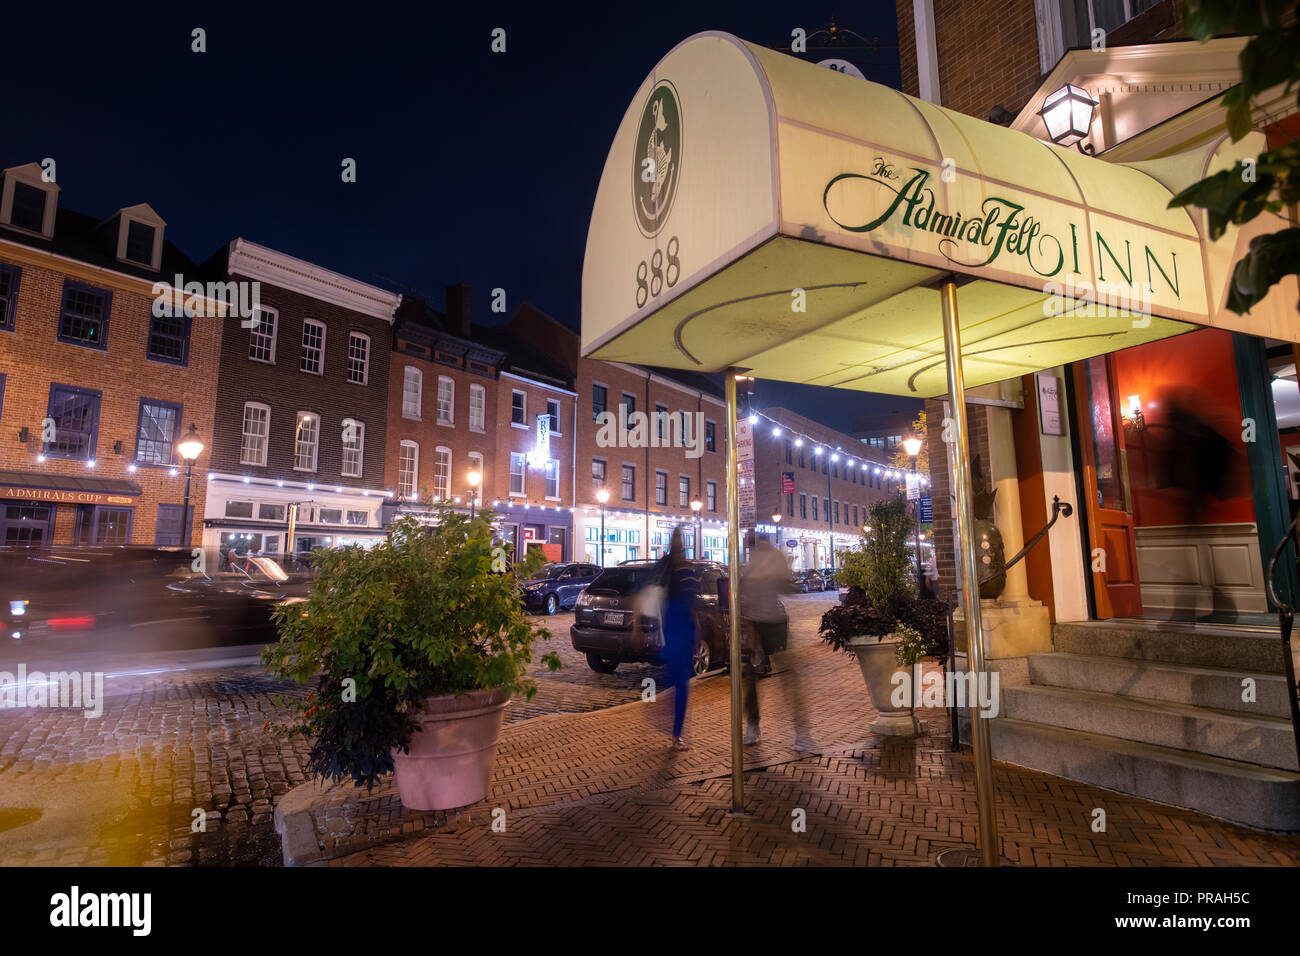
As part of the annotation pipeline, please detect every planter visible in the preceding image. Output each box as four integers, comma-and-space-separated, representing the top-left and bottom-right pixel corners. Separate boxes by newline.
846, 634, 918, 737
392, 687, 511, 811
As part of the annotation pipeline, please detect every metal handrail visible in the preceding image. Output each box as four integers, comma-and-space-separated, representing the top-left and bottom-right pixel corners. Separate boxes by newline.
1263, 517, 1300, 773
978, 496, 1074, 587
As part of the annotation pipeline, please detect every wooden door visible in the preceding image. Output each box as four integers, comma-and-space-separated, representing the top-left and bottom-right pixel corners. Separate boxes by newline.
1072, 357, 1143, 618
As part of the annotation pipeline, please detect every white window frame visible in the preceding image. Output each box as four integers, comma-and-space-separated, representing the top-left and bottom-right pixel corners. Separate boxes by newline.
509, 452, 526, 496
398, 440, 419, 500
300, 319, 326, 375
469, 383, 486, 432
434, 446, 452, 501
655, 470, 667, 506
240, 401, 270, 466
402, 366, 423, 419
347, 331, 370, 385
224, 499, 256, 519
545, 458, 560, 500
592, 457, 607, 494
707, 480, 717, 512
248, 307, 278, 364
622, 463, 635, 502
679, 474, 690, 508
342, 420, 364, 478
510, 389, 527, 428
547, 398, 562, 437
293, 411, 320, 472
437, 376, 455, 426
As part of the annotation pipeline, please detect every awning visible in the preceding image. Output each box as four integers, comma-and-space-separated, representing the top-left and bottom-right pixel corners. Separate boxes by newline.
0, 470, 142, 506
581, 32, 1298, 394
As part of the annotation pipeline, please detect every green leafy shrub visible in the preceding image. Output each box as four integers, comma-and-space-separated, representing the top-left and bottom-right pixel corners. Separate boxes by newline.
836, 494, 917, 610
262, 509, 560, 789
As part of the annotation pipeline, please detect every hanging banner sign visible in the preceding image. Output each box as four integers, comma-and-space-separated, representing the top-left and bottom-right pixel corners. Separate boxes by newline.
782, 471, 795, 494
919, 495, 932, 524
737, 417, 756, 528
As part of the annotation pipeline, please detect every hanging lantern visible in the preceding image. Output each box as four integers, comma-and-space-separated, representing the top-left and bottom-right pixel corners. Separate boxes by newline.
1037, 83, 1098, 154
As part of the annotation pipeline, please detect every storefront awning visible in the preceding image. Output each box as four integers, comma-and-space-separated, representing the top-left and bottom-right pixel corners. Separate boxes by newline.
0, 470, 142, 505
582, 32, 1297, 395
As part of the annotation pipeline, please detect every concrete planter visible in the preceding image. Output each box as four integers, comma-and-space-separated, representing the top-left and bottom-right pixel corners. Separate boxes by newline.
846, 634, 918, 737
392, 687, 511, 811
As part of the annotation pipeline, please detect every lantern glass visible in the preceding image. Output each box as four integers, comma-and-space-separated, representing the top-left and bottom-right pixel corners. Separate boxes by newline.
1038, 84, 1097, 146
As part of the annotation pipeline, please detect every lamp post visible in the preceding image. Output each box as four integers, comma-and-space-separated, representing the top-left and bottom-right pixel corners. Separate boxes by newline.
902, 435, 923, 592
596, 488, 610, 567
467, 468, 481, 515
177, 422, 204, 551
691, 498, 703, 559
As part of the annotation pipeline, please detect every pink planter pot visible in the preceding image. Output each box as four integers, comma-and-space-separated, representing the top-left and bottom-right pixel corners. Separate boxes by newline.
391, 687, 511, 811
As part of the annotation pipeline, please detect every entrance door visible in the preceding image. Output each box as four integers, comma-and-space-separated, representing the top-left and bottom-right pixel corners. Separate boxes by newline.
1072, 357, 1142, 618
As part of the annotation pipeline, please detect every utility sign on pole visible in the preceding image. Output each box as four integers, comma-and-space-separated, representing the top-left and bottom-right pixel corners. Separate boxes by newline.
737, 417, 756, 528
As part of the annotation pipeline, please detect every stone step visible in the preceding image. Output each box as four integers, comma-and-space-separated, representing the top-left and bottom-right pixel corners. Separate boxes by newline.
990, 717, 1300, 832
1001, 684, 1299, 771
1028, 652, 1294, 718
1053, 620, 1288, 674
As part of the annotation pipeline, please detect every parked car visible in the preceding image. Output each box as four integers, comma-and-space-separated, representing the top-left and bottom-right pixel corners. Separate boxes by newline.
571, 560, 786, 677
820, 568, 839, 590
519, 562, 603, 615
791, 569, 825, 593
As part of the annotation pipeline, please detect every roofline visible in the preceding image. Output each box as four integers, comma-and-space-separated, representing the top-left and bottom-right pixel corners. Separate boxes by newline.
226, 237, 402, 323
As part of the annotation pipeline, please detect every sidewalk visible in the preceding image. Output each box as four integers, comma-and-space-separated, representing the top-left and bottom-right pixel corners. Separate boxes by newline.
275, 638, 1300, 867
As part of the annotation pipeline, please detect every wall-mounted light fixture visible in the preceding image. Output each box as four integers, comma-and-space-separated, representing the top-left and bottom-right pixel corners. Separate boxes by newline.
1037, 83, 1099, 155
17, 426, 28, 443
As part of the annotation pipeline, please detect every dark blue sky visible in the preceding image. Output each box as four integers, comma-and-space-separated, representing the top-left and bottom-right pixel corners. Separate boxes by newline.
3, 2, 915, 432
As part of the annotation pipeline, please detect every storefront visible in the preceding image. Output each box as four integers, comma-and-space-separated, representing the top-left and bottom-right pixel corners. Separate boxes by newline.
492, 500, 572, 564
578, 507, 729, 566
0, 472, 143, 547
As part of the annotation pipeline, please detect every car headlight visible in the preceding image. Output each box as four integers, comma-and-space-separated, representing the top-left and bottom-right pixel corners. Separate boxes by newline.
10, 600, 27, 617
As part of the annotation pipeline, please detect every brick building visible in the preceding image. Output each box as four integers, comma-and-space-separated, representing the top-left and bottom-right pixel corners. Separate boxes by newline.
506, 304, 729, 565
0, 162, 220, 548
750, 406, 901, 570
199, 238, 401, 561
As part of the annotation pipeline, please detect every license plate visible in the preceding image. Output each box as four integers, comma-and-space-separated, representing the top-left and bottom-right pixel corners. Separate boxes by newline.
602, 611, 623, 625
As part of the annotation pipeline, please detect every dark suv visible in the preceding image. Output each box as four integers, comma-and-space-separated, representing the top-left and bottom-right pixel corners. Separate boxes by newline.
520, 562, 602, 615
570, 560, 787, 677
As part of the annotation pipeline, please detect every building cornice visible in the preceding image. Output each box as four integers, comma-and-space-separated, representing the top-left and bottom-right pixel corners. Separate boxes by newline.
500, 370, 578, 397
227, 238, 401, 323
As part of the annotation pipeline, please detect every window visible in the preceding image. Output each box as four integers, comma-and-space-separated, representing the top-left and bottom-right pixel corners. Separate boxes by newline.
346, 510, 368, 526
58, 280, 111, 349
787, 493, 794, 516
249, 307, 277, 363
437, 377, 454, 425
512, 390, 526, 426
622, 464, 635, 501
134, 399, 181, 465
10, 181, 46, 233
592, 458, 606, 494
593, 384, 607, 420
0, 263, 20, 331
785, 439, 792, 464
124, 221, 155, 266
225, 500, 254, 519
402, 367, 423, 418
834, 500, 840, 524
240, 403, 270, 466
347, 332, 369, 385
300, 319, 325, 374
822, 458, 828, 475
44, 384, 100, 460
706, 420, 716, 453
469, 384, 486, 431
655, 471, 667, 506
398, 441, 419, 499
853, 504, 859, 526
679, 475, 690, 507
831, 461, 838, 479
294, 411, 320, 471
147, 308, 189, 364
798, 447, 805, 468
547, 399, 561, 435
259, 503, 286, 521
94, 507, 133, 545
812, 496, 819, 521
545, 459, 560, 499
655, 404, 668, 440
800, 493, 807, 519
342, 421, 364, 478
510, 452, 526, 495
434, 447, 452, 500
0, 373, 4, 419
319, 508, 342, 525
620, 392, 635, 423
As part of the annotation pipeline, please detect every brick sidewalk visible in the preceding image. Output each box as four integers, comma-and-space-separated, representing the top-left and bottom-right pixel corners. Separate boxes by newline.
282, 637, 1300, 867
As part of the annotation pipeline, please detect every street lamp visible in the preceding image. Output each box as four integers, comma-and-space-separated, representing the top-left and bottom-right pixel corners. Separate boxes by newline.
177, 422, 204, 551
596, 488, 610, 567
691, 498, 703, 559
1037, 83, 1099, 154
467, 468, 481, 515
902, 435, 924, 592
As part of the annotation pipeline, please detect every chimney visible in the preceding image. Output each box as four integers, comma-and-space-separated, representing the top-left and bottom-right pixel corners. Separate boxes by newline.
446, 283, 472, 339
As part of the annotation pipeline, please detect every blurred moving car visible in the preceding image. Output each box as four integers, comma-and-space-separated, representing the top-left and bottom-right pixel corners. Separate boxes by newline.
820, 568, 839, 590
519, 562, 602, 615
570, 560, 786, 677
166, 553, 313, 644
791, 569, 825, 593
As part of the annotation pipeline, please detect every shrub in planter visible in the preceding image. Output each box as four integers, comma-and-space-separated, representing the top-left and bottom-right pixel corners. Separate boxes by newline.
262, 509, 560, 793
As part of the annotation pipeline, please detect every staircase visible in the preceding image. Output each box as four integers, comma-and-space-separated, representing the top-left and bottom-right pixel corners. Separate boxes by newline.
988, 619, 1300, 831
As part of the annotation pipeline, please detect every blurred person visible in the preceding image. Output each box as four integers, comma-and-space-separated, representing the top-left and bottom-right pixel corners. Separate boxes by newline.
740, 539, 812, 749
659, 527, 699, 750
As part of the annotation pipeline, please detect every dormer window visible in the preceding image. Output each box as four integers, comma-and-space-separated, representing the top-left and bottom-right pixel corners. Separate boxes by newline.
0, 163, 59, 239
102, 203, 165, 271
125, 220, 156, 265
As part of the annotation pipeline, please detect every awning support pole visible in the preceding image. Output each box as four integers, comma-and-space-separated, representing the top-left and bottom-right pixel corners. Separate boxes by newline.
940, 280, 1001, 867
725, 368, 745, 813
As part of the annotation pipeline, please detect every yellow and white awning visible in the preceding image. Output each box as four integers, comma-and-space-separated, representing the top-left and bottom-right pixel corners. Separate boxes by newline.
581, 32, 1297, 395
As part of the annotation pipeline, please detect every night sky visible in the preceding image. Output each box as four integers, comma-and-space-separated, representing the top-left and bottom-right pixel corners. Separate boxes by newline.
4, 2, 916, 432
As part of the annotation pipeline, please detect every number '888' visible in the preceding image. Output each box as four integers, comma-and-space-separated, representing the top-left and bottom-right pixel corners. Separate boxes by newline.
635, 236, 681, 308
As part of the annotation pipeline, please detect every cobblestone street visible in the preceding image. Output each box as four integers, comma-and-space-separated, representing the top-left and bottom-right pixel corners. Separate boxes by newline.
0, 594, 840, 865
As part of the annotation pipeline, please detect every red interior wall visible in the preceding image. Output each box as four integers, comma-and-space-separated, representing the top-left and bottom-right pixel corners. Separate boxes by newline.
1110, 329, 1255, 527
